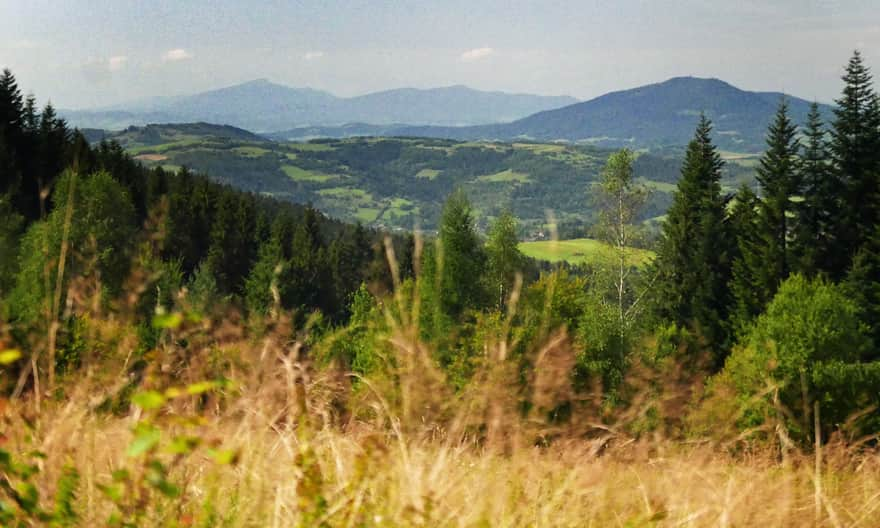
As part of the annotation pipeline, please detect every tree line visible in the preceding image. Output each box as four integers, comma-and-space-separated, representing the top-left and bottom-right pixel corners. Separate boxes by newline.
0, 68, 397, 359
2, 52, 880, 443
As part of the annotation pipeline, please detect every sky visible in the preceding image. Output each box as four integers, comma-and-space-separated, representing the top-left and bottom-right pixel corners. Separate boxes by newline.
1, 0, 879, 109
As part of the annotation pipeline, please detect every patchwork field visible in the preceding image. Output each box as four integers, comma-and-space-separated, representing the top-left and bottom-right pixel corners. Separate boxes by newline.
106, 123, 757, 233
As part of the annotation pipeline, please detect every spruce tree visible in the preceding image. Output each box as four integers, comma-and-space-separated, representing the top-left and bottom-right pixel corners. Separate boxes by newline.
245, 237, 284, 316
844, 223, 880, 358
0, 70, 23, 200
753, 98, 801, 296
793, 103, 836, 276
651, 115, 734, 356
0, 69, 23, 137
435, 189, 488, 319
21, 94, 38, 132
728, 185, 763, 334
830, 50, 880, 276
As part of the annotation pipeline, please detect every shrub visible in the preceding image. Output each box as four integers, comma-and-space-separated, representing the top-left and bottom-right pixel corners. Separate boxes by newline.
713, 274, 878, 441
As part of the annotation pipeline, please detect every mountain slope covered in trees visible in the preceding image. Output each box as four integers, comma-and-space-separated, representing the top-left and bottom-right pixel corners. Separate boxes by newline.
395, 77, 834, 152
96, 123, 760, 233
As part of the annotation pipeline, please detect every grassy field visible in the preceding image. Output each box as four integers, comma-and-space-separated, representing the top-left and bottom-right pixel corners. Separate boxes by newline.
477, 169, 531, 183
4, 291, 876, 527
281, 165, 337, 182
520, 237, 655, 267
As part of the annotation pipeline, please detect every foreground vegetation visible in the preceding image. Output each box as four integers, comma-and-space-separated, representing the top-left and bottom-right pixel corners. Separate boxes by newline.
2, 296, 879, 526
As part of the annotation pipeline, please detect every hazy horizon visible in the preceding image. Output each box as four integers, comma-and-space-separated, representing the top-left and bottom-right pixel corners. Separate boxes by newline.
2, 0, 878, 109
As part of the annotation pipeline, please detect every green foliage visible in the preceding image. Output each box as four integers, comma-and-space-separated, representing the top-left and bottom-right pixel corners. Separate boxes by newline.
0, 446, 80, 526
575, 294, 626, 391
651, 115, 735, 359
486, 210, 524, 309
100, 381, 238, 527
0, 194, 24, 299
8, 170, 137, 327
728, 185, 763, 335
317, 283, 388, 379
830, 51, 880, 278
436, 189, 489, 318
793, 102, 836, 276
244, 237, 284, 316
752, 99, 801, 296
719, 274, 876, 439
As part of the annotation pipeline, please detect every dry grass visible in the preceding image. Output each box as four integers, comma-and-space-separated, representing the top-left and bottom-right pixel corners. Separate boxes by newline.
3, 306, 880, 527
2, 228, 879, 527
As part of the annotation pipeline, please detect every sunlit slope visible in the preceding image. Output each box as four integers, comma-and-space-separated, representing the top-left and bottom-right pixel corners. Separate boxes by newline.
519, 238, 655, 267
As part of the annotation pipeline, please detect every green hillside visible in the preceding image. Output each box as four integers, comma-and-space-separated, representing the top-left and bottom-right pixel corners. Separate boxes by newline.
519, 238, 655, 267
107, 124, 757, 232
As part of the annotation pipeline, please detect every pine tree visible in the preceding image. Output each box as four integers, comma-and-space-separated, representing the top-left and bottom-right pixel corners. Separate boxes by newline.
728, 185, 763, 334
282, 206, 325, 311
245, 237, 284, 316
830, 50, 880, 276
844, 223, 880, 358
328, 223, 373, 318
21, 94, 38, 132
753, 98, 801, 296
651, 115, 734, 356
793, 103, 836, 276
0, 70, 23, 200
0, 69, 23, 136
436, 189, 488, 318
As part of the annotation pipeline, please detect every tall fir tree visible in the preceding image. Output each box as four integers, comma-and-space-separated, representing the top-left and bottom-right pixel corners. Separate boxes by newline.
0, 69, 23, 138
793, 102, 836, 276
651, 115, 734, 357
0, 70, 23, 201
830, 50, 880, 277
245, 236, 284, 316
728, 185, 763, 335
844, 223, 880, 358
436, 189, 488, 318
752, 98, 801, 297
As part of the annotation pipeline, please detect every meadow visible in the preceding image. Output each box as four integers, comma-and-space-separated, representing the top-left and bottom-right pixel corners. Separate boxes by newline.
105, 124, 758, 233
3, 272, 878, 527
519, 238, 655, 267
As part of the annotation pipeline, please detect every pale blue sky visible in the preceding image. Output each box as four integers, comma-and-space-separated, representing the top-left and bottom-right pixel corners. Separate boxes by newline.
1, 0, 878, 108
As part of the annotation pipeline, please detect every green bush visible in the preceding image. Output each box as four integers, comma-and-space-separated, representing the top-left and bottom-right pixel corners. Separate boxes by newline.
716, 274, 877, 440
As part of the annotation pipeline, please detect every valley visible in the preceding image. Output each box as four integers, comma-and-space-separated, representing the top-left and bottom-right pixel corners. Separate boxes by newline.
107, 123, 759, 234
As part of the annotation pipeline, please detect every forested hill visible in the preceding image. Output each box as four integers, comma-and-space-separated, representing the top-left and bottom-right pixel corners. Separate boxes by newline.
96, 123, 760, 233
0, 69, 402, 325
61, 80, 578, 132
394, 77, 835, 152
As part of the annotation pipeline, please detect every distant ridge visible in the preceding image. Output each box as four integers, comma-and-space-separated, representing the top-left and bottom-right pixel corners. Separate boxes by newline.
109, 123, 269, 149
61, 80, 578, 132
393, 77, 835, 152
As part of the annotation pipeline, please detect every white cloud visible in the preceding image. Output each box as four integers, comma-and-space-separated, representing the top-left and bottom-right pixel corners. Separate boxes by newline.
81, 55, 128, 82
460, 47, 494, 62
107, 55, 128, 71
162, 48, 192, 62
303, 51, 325, 61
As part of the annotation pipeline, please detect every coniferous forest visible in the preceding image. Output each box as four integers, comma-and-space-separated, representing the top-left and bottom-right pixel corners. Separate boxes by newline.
2, 49, 880, 526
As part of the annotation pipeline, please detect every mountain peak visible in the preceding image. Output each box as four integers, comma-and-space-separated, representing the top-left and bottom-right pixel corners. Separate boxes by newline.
241, 78, 273, 86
